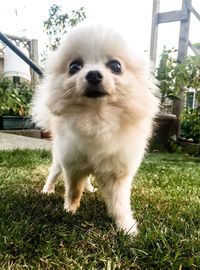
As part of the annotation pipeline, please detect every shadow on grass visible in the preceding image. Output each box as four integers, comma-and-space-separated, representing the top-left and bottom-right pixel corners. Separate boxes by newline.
1, 184, 199, 269
0, 189, 112, 261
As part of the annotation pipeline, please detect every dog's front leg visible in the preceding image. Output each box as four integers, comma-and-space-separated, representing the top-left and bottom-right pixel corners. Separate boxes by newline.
62, 170, 86, 213
98, 175, 138, 235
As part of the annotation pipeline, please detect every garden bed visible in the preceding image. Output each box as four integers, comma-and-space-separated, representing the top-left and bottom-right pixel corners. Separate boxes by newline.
178, 141, 200, 156
0, 116, 34, 130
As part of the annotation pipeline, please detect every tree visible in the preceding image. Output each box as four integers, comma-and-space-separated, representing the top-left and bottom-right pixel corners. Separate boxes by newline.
42, 4, 86, 60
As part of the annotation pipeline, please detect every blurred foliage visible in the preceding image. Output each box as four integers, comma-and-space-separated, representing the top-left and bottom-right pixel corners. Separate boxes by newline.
181, 107, 200, 143
156, 47, 200, 104
42, 4, 86, 61
0, 79, 33, 116
156, 47, 200, 143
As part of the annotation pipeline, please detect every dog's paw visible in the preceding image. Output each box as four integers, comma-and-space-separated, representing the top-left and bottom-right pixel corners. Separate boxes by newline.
116, 219, 138, 236
42, 184, 55, 194
123, 223, 138, 236
85, 177, 96, 192
64, 200, 80, 213
85, 185, 97, 193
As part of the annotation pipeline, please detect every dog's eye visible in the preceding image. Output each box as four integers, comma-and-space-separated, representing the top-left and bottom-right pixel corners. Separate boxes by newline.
106, 60, 121, 74
69, 60, 83, 75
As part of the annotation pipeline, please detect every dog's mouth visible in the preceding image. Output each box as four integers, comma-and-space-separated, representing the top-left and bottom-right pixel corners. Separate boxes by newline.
84, 86, 109, 99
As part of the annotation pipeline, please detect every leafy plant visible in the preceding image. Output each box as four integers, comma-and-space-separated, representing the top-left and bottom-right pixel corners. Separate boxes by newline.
156, 47, 200, 143
156, 47, 200, 104
42, 4, 86, 60
0, 78, 33, 116
181, 107, 200, 143
156, 47, 179, 103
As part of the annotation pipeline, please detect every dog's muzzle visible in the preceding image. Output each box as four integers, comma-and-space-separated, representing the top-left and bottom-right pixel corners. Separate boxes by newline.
84, 70, 108, 98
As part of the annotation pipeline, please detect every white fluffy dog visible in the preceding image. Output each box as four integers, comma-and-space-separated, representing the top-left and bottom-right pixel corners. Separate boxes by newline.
32, 25, 159, 235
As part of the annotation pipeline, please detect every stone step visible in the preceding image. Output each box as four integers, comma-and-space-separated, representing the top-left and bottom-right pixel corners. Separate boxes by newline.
0, 129, 41, 139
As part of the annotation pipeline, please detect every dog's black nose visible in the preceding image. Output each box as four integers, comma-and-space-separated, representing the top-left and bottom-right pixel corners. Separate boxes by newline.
85, 70, 103, 85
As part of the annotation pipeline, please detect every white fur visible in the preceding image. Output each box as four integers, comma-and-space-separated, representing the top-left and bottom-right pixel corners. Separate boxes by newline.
32, 25, 160, 235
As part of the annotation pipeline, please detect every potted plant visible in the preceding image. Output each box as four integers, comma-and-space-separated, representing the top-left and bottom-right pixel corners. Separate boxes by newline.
0, 78, 34, 129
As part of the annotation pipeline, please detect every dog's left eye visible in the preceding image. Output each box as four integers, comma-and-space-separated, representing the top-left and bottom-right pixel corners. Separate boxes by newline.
106, 60, 121, 74
69, 60, 83, 75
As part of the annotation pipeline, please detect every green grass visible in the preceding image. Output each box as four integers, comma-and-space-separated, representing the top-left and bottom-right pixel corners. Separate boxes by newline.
0, 150, 199, 270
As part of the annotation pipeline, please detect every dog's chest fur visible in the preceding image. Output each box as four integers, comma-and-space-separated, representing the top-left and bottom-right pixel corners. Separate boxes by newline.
52, 105, 147, 177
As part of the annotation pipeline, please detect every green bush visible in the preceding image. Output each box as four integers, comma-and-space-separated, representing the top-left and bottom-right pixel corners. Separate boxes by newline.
156, 48, 179, 103
0, 78, 33, 116
157, 48, 200, 144
156, 47, 200, 104
181, 107, 200, 143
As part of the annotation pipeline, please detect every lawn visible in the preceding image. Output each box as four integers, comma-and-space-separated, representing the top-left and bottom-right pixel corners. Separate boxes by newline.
0, 150, 199, 270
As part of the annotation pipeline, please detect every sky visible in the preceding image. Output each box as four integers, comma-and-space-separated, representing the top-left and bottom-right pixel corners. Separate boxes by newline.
0, 0, 199, 63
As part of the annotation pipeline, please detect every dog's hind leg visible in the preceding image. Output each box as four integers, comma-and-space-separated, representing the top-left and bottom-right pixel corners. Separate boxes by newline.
42, 159, 61, 194
97, 175, 138, 235
85, 175, 96, 192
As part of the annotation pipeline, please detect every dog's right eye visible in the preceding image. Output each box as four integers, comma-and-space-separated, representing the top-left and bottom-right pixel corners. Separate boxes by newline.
69, 60, 83, 75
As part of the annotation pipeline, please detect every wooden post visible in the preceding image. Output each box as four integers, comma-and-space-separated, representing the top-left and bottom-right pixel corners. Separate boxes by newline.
149, 0, 198, 140
150, 0, 160, 64
173, 0, 191, 135
177, 0, 191, 63
30, 39, 39, 86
